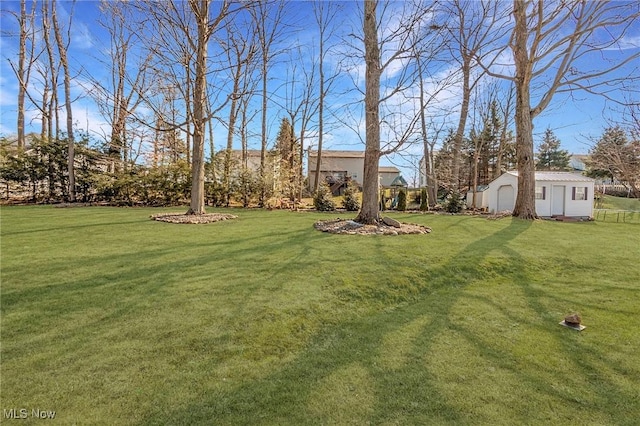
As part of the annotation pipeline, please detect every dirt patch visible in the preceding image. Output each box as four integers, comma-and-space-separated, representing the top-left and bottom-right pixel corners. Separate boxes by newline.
314, 218, 431, 235
151, 213, 238, 224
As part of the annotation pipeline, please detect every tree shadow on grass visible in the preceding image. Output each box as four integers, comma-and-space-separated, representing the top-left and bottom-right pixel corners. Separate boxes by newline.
140, 219, 540, 424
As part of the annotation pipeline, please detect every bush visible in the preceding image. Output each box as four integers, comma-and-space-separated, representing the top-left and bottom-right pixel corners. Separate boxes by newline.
420, 188, 429, 211
342, 181, 360, 211
313, 182, 336, 211
444, 191, 464, 213
397, 189, 407, 211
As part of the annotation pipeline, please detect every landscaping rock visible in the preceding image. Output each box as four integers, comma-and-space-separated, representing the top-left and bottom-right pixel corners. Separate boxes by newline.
564, 313, 582, 326
382, 216, 401, 228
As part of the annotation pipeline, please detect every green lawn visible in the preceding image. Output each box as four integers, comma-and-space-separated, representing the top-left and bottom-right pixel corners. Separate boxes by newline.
594, 195, 640, 223
596, 194, 640, 211
1, 206, 639, 425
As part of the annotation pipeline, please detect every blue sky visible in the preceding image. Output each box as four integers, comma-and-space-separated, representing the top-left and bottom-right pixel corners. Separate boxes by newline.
1, 0, 638, 183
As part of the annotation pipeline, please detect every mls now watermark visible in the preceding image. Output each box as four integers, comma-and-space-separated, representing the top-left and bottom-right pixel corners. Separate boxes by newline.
3, 408, 56, 420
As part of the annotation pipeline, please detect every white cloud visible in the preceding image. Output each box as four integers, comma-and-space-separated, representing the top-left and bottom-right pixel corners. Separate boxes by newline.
71, 21, 95, 50
604, 34, 640, 51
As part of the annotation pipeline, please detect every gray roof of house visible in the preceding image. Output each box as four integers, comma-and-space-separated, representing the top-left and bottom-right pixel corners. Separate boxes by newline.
379, 166, 400, 173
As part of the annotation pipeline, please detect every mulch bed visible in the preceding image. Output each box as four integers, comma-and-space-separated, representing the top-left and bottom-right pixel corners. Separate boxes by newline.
314, 218, 431, 235
150, 213, 238, 224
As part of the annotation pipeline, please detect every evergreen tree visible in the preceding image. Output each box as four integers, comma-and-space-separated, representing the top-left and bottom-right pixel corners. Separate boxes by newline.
419, 188, 429, 211
273, 117, 300, 200
435, 129, 471, 192
313, 181, 335, 211
536, 128, 570, 171
342, 180, 360, 211
396, 189, 407, 211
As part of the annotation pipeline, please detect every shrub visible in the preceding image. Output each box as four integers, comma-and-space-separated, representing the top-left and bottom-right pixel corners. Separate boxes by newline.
444, 191, 464, 213
342, 181, 360, 211
314, 182, 336, 211
397, 189, 407, 211
420, 188, 429, 211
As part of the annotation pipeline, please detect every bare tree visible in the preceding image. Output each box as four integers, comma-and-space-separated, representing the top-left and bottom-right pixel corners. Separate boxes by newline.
250, 0, 288, 206
312, 0, 342, 193
132, 0, 238, 214
411, 17, 456, 208
188, 0, 225, 214
482, 0, 640, 219
588, 125, 640, 198
7, 1, 38, 149
89, 0, 151, 172
494, 83, 515, 179
221, 18, 257, 206
51, 0, 75, 201
356, 0, 431, 224
41, 0, 59, 142
356, 0, 382, 224
443, 0, 510, 193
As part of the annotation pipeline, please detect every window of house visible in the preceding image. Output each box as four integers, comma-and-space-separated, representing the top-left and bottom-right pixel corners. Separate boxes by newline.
535, 186, 546, 200
572, 186, 588, 200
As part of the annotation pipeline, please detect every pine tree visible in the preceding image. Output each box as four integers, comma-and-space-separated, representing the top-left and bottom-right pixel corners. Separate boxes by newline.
396, 189, 407, 211
342, 180, 360, 211
314, 181, 336, 211
536, 128, 570, 171
273, 117, 300, 200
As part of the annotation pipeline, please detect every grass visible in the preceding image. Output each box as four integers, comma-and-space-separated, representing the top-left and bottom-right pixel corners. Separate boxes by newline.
1, 206, 639, 425
594, 195, 640, 223
596, 194, 640, 211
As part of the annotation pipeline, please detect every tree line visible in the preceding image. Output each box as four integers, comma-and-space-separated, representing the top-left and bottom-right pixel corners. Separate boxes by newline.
2, 0, 638, 219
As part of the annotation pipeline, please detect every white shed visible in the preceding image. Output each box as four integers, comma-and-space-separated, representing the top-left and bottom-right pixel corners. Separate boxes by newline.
485, 171, 595, 218
466, 185, 490, 209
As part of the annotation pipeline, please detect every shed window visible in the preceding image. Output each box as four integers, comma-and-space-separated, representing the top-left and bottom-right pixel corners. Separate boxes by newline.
535, 186, 546, 200
572, 186, 588, 201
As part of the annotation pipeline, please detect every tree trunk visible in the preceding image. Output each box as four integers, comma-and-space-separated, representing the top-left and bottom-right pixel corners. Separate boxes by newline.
187, 0, 208, 215
52, 0, 75, 202
417, 58, 436, 208
452, 61, 470, 193
298, 127, 305, 204
313, 24, 325, 193
355, 0, 381, 225
184, 62, 192, 166
42, 1, 56, 143
259, 60, 268, 206
224, 79, 240, 207
472, 149, 480, 209
512, 0, 537, 219
17, 0, 27, 150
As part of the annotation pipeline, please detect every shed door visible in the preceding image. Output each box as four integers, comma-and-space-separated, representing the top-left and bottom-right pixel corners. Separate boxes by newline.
497, 185, 515, 212
552, 185, 565, 216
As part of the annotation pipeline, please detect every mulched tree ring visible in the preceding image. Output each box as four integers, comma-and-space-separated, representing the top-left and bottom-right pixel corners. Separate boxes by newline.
151, 213, 238, 224
314, 218, 431, 235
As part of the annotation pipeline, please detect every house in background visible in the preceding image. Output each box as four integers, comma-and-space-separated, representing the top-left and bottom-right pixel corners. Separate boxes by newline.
307, 150, 400, 194
480, 171, 595, 218
308, 150, 364, 188
379, 166, 401, 187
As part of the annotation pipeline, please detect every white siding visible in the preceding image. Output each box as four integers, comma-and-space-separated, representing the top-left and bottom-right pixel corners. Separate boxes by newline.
487, 173, 518, 213
486, 172, 595, 217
